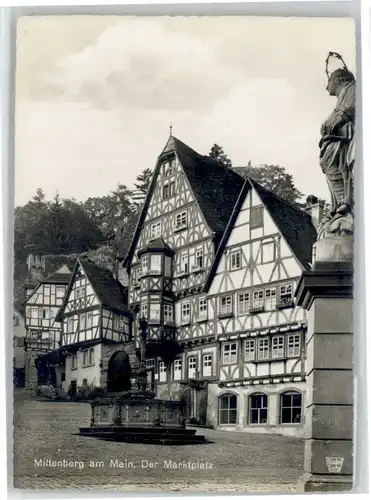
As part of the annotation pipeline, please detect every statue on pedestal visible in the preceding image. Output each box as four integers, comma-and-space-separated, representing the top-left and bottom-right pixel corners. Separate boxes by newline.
317, 52, 355, 239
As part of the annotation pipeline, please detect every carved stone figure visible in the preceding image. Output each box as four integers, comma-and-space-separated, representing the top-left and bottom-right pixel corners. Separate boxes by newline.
318, 53, 355, 238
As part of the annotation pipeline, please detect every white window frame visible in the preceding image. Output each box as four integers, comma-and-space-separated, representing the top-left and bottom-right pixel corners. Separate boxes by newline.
149, 303, 161, 322
195, 249, 204, 269
272, 336, 285, 359
198, 298, 207, 320
279, 284, 294, 305
164, 304, 173, 323
145, 358, 155, 369
80, 313, 86, 331
181, 302, 191, 323
141, 256, 148, 275
258, 338, 269, 360
287, 334, 301, 357
150, 254, 161, 272
220, 296, 233, 316
150, 222, 161, 239
56, 286, 65, 297
252, 290, 264, 309
202, 354, 212, 377
86, 312, 93, 329
141, 303, 148, 319
244, 339, 255, 361
180, 254, 189, 274
83, 350, 89, 366
173, 359, 182, 381
237, 292, 250, 315
175, 211, 187, 229
159, 361, 167, 382
265, 288, 276, 310
222, 342, 237, 364
67, 317, 74, 333
71, 354, 77, 370
231, 249, 241, 270
188, 356, 197, 378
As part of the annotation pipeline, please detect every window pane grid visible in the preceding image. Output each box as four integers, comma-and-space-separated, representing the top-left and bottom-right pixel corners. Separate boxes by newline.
222, 343, 237, 364
238, 293, 250, 314
288, 334, 301, 357
272, 336, 284, 358
219, 394, 237, 424
280, 392, 302, 423
249, 394, 268, 424
220, 296, 233, 315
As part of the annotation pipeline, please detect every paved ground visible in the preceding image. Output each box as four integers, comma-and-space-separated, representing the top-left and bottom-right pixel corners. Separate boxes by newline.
13, 389, 304, 493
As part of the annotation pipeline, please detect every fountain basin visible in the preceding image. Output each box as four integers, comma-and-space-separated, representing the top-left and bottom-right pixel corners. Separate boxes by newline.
78, 391, 208, 444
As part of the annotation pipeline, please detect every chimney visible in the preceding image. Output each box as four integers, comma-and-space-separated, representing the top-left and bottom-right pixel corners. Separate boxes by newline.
305, 195, 323, 229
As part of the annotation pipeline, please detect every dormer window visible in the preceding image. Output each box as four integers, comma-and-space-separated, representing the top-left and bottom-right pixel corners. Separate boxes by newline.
150, 222, 161, 240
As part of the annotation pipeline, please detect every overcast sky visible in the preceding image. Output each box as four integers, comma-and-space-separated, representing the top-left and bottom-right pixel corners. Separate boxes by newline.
14, 15, 355, 207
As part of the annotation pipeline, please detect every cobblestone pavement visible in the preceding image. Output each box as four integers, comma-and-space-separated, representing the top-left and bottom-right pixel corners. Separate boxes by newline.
13, 389, 304, 493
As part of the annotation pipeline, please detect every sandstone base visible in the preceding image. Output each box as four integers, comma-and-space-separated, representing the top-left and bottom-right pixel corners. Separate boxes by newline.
297, 473, 353, 492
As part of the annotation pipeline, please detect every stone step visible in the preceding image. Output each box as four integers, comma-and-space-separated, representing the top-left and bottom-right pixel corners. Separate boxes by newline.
78, 426, 208, 444
80, 426, 197, 435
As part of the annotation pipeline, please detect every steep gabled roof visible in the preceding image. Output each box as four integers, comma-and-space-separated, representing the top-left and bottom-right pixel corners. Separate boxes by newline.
203, 176, 317, 292
250, 178, 317, 268
56, 258, 130, 321
81, 259, 129, 314
123, 135, 244, 268
25, 265, 73, 304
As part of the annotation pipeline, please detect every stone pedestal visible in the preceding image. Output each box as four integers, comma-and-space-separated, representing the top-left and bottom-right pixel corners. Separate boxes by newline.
295, 235, 353, 492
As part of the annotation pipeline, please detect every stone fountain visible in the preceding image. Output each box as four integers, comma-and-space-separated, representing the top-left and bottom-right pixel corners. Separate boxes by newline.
79, 316, 207, 444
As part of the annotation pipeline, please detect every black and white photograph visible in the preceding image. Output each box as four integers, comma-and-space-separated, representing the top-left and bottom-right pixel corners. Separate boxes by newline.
12, 13, 356, 493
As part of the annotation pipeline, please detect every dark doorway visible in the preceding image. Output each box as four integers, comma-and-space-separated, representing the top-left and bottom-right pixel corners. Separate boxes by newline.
106, 350, 131, 392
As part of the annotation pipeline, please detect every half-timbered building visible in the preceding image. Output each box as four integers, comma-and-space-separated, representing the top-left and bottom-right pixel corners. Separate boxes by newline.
203, 178, 316, 437
124, 135, 317, 437
24, 264, 72, 389
124, 135, 244, 416
54, 258, 132, 395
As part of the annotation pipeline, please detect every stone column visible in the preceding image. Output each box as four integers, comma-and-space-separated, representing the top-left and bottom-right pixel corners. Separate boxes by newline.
295, 235, 353, 492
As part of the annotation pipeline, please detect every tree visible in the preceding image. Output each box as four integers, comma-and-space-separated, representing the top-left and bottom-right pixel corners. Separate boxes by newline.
14, 190, 103, 258
244, 164, 303, 206
82, 184, 133, 237
134, 168, 152, 194
208, 144, 232, 168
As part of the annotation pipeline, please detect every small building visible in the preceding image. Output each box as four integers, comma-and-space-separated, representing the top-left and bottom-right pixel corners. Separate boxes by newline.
24, 264, 72, 389
54, 258, 132, 396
